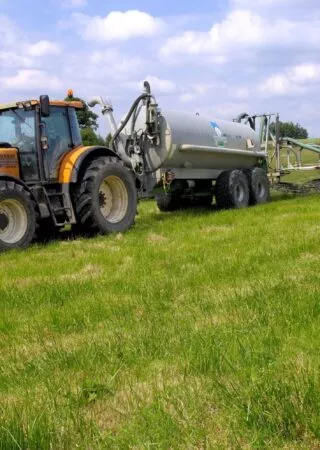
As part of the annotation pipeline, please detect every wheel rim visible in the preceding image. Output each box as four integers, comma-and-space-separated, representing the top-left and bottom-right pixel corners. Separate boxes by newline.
99, 176, 128, 224
235, 183, 245, 203
0, 199, 28, 244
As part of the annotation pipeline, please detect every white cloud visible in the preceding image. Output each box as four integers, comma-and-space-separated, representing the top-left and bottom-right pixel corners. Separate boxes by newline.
180, 93, 195, 103
73, 10, 164, 42
179, 82, 227, 103
26, 40, 61, 57
290, 64, 320, 84
127, 75, 176, 94
160, 9, 320, 60
259, 64, 320, 95
89, 49, 145, 79
0, 15, 18, 46
144, 75, 176, 93
259, 74, 296, 95
1, 69, 63, 91
0, 51, 33, 68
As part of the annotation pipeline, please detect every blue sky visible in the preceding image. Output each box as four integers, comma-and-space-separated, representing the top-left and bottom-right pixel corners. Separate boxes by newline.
1, 0, 320, 136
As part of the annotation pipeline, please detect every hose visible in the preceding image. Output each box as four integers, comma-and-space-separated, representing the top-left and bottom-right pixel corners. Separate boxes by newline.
110, 93, 150, 150
235, 112, 255, 130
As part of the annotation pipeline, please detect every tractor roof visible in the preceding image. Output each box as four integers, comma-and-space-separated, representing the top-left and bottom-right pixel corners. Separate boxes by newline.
0, 100, 83, 112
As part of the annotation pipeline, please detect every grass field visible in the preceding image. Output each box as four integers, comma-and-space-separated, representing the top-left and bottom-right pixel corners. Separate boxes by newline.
1, 194, 320, 449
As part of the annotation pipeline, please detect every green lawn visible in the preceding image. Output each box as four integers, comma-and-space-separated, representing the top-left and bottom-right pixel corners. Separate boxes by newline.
1, 196, 320, 449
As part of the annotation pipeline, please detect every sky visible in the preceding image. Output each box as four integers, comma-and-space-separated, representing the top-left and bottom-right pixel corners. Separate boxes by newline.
0, 0, 320, 136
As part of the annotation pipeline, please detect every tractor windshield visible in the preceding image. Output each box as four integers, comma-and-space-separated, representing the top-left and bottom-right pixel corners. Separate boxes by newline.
0, 109, 36, 152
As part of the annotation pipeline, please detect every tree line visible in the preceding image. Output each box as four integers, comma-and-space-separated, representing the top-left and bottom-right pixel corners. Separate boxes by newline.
270, 121, 308, 140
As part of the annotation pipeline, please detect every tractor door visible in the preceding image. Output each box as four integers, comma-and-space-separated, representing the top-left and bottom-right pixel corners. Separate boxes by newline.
41, 106, 74, 180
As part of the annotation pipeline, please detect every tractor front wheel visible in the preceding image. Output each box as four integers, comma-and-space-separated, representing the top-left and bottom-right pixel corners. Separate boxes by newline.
0, 181, 36, 251
74, 157, 137, 234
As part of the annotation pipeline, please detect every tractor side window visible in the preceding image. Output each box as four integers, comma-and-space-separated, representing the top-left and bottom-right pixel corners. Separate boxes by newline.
0, 109, 38, 181
42, 107, 72, 179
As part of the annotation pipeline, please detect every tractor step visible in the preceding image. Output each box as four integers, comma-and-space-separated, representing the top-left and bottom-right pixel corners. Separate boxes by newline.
42, 186, 76, 227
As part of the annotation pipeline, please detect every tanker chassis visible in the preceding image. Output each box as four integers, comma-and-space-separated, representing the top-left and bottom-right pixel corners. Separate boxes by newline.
90, 81, 269, 212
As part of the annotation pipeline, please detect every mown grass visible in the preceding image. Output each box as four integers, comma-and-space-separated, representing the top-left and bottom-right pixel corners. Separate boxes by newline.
1, 195, 320, 449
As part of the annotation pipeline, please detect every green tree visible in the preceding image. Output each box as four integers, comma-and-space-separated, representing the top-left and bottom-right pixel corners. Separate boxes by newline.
270, 121, 308, 139
64, 92, 99, 130
65, 91, 112, 147
106, 132, 112, 147
80, 128, 107, 146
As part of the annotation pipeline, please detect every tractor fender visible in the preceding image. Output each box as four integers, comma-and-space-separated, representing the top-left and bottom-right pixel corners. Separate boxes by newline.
59, 146, 121, 184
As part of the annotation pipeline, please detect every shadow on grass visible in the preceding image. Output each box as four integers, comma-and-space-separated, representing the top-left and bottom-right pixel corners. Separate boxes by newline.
31, 192, 317, 251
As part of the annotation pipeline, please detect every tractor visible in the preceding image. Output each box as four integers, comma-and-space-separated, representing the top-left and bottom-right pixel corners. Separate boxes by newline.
0, 95, 137, 251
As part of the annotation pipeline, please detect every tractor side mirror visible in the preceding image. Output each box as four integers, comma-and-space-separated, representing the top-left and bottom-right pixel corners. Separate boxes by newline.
40, 95, 50, 117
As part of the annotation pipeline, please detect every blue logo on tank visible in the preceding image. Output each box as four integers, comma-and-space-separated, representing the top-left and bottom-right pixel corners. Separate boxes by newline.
210, 121, 219, 129
210, 121, 222, 137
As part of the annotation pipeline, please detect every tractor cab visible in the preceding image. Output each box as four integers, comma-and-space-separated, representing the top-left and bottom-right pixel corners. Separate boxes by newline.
0, 96, 83, 183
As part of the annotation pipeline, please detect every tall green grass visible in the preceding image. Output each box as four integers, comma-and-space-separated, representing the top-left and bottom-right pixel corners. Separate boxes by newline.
1, 195, 320, 449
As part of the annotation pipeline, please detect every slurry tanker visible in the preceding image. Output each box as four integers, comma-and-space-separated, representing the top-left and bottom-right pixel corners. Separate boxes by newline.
0, 82, 269, 251
89, 81, 269, 213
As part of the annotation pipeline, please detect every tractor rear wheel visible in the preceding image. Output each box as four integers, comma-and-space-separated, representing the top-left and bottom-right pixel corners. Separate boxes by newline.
74, 157, 137, 234
215, 170, 249, 209
0, 181, 36, 251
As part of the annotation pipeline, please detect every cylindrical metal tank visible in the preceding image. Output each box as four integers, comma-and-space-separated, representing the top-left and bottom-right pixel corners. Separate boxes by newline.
125, 108, 266, 173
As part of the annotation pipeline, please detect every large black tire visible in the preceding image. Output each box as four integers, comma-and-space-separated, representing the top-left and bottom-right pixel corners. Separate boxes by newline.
245, 167, 270, 205
155, 180, 187, 212
0, 181, 36, 251
215, 170, 249, 209
155, 192, 179, 212
74, 157, 137, 234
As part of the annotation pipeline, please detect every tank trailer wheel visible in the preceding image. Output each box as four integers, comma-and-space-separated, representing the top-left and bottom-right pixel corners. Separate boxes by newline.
245, 167, 270, 205
0, 181, 36, 251
155, 180, 188, 212
215, 170, 249, 209
155, 192, 179, 212
75, 157, 137, 234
